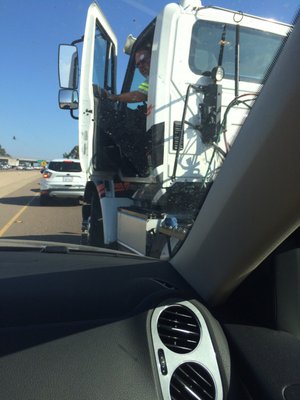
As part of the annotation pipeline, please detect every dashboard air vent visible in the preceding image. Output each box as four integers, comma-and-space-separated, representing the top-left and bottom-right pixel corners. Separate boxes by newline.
170, 362, 216, 400
157, 305, 200, 354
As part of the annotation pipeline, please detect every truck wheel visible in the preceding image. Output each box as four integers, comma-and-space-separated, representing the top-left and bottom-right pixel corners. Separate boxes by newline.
88, 193, 104, 247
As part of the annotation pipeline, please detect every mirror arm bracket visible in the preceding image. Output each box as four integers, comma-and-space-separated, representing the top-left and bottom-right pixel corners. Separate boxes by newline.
70, 110, 78, 120
71, 36, 84, 46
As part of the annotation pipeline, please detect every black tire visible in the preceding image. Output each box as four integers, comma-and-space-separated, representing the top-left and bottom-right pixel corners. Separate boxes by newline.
88, 193, 104, 247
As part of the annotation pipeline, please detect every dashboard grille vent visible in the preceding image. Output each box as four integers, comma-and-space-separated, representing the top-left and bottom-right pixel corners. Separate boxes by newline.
170, 362, 216, 400
157, 305, 200, 354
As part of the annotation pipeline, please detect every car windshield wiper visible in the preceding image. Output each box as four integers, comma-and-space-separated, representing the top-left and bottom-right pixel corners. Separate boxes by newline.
0, 240, 145, 259
41, 245, 139, 258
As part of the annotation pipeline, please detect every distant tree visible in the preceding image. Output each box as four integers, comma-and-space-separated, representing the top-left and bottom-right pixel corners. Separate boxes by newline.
0, 145, 10, 157
63, 145, 79, 159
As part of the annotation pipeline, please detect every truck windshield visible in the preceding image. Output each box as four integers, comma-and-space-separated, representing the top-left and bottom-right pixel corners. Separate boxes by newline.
189, 20, 284, 83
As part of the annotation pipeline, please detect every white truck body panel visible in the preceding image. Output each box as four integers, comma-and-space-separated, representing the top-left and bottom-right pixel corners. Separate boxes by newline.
148, 4, 290, 185
101, 197, 133, 244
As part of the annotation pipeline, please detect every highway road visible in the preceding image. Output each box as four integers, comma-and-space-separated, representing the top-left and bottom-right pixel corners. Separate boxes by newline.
0, 170, 82, 244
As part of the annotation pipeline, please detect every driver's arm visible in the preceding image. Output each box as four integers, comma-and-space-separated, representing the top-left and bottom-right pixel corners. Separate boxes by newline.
108, 90, 147, 103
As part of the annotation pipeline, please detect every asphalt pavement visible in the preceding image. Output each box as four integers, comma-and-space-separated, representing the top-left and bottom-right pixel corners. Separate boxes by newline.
0, 170, 40, 198
0, 170, 82, 244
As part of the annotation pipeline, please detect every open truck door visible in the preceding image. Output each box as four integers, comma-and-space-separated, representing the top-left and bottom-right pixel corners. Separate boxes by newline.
79, 3, 118, 177
59, 3, 118, 177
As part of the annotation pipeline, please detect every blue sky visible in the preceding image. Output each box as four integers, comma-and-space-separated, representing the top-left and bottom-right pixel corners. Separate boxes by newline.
0, 0, 298, 160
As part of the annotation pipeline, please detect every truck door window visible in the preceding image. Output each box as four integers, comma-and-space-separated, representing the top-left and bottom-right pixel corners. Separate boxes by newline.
126, 64, 146, 110
93, 23, 114, 90
189, 20, 284, 83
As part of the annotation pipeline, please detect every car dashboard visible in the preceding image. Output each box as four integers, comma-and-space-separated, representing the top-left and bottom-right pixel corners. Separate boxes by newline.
0, 248, 234, 399
0, 246, 300, 399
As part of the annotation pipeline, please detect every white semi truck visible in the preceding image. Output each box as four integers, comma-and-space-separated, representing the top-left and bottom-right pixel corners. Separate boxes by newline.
58, 0, 290, 258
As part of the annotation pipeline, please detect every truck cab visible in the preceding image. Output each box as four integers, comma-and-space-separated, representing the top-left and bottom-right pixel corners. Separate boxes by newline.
58, 0, 290, 257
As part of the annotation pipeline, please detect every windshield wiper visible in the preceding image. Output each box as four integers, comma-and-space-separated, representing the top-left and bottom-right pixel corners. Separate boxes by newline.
0, 240, 145, 259
218, 24, 227, 67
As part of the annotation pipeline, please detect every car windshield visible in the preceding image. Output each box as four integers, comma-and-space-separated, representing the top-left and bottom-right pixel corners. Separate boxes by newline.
0, 0, 297, 260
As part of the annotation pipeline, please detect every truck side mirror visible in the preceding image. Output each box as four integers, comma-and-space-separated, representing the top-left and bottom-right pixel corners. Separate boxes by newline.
58, 44, 79, 90
58, 89, 79, 110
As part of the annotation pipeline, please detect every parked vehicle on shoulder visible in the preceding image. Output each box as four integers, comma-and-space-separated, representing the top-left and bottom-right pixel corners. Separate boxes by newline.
39, 158, 86, 205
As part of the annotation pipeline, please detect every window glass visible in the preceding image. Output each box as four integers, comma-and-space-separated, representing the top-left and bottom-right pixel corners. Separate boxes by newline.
189, 20, 284, 83
93, 25, 108, 88
48, 161, 82, 172
93, 23, 115, 91
126, 65, 146, 110
107, 43, 112, 89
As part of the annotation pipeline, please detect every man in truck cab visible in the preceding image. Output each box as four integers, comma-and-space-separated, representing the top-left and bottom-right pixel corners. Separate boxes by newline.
108, 48, 151, 103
